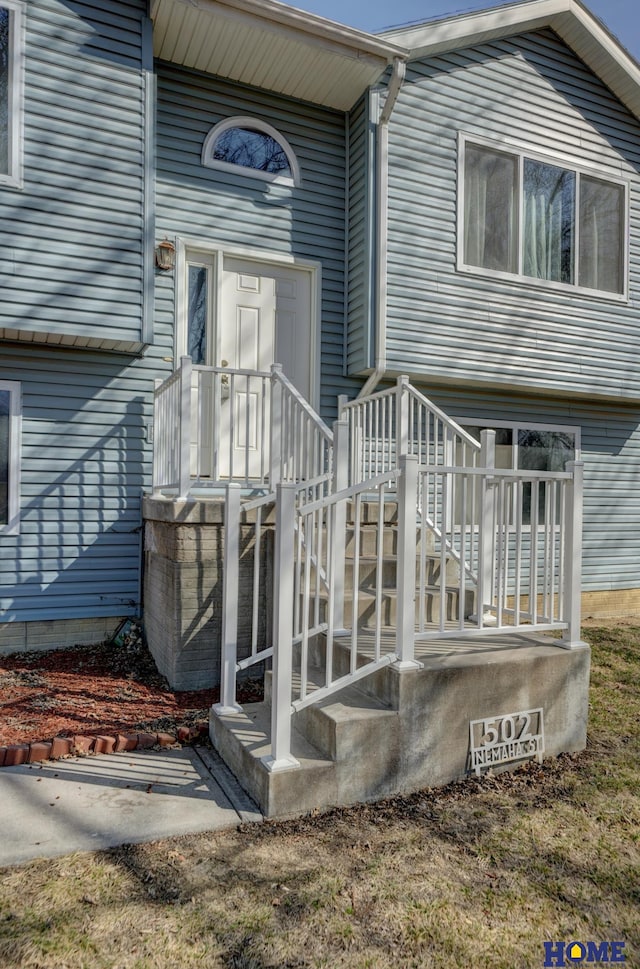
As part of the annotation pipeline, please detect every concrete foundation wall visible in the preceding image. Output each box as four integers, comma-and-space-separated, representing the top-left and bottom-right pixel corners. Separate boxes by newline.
143, 497, 273, 690
0, 617, 126, 655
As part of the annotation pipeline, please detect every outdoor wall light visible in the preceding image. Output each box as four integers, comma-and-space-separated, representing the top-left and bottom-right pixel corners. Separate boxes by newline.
155, 238, 176, 271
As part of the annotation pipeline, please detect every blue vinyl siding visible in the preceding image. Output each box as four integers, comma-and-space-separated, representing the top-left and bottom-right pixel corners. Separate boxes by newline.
384, 29, 640, 402
0, 0, 147, 347
0, 345, 156, 622
154, 64, 349, 419
418, 381, 640, 593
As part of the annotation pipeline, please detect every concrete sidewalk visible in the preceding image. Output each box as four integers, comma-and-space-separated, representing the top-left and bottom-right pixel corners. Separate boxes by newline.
0, 746, 262, 867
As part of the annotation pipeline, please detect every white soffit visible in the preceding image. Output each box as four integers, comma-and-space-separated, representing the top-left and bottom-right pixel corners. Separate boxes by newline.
380, 0, 640, 121
151, 0, 407, 111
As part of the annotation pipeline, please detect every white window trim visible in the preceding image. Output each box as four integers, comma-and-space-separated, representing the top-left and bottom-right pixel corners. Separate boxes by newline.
457, 417, 580, 531
0, 379, 21, 535
458, 416, 581, 460
174, 237, 321, 410
457, 133, 630, 303
201, 116, 301, 188
178, 248, 215, 368
0, 0, 25, 189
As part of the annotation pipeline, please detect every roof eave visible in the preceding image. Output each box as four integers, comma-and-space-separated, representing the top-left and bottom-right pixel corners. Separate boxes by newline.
379, 0, 640, 121
151, 0, 408, 111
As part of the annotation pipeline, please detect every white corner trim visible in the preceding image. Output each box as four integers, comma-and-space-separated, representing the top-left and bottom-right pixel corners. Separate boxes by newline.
201, 116, 301, 188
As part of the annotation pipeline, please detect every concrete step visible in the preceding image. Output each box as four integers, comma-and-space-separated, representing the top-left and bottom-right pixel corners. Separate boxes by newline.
211, 635, 591, 818
294, 678, 401, 806
344, 554, 460, 590
209, 701, 338, 818
259, 665, 403, 809
303, 585, 476, 628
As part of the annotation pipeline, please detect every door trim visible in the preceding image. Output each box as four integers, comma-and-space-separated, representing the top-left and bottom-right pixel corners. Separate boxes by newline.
174, 237, 322, 410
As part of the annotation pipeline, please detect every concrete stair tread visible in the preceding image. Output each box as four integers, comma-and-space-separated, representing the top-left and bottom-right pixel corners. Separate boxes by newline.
232, 701, 334, 768
294, 662, 395, 718
311, 584, 468, 600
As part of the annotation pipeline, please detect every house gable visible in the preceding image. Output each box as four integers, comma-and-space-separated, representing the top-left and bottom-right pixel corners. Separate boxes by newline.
381, 0, 640, 122
380, 26, 640, 401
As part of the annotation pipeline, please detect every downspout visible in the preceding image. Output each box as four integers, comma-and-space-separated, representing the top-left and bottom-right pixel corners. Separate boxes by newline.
358, 56, 406, 398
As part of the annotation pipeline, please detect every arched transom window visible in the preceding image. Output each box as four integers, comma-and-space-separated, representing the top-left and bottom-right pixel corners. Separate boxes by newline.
201, 116, 300, 186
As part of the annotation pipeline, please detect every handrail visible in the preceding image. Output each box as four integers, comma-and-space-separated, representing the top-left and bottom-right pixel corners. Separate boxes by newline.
340, 383, 396, 413
404, 383, 481, 454
271, 364, 333, 445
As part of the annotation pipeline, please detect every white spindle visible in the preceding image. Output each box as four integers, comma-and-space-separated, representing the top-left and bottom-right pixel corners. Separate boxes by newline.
331, 420, 349, 632
215, 483, 242, 714
264, 482, 300, 772
478, 429, 496, 626
560, 460, 586, 649
178, 356, 192, 500
395, 454, 420, 669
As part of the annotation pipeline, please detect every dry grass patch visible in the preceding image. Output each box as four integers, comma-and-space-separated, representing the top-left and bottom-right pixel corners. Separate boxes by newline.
0, 625, 639, 969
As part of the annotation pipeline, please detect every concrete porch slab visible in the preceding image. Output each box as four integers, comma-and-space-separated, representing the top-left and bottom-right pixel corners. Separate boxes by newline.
210, 635, 591, 818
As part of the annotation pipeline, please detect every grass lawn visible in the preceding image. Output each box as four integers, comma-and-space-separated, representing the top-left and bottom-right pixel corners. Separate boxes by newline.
0, 625, 638, 969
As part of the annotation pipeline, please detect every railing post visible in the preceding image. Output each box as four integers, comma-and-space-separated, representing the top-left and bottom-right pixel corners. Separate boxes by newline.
263, 481, 300, 772
151, 377, 163, 497
269, 364, 283, 488
477, 429, 496, 627
213, 483, 243, 714
338, 394, 349, 420
397, 375, 410, 459
394, 454, 422, 670
178, 355, 193, 500
558, 460, 587, 649
331, 419, 349, 634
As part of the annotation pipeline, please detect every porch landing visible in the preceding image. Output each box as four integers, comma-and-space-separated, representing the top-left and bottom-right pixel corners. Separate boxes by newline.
210, 633, 590, 818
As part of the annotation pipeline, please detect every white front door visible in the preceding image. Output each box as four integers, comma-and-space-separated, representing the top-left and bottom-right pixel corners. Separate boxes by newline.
218, 256, 312, 479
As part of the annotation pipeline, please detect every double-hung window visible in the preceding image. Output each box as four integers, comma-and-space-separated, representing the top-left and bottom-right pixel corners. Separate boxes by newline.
0, 380, 21, 535
460, 137, 627, 297
0, 0, 23, 188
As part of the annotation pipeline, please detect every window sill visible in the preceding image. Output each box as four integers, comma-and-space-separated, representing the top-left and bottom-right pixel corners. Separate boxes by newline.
457, 261, 629, 305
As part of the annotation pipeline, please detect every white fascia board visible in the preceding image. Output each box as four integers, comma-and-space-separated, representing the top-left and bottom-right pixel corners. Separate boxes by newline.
380, 0, 640, 120
153, 0, 408, 64
381, 0, 563, 55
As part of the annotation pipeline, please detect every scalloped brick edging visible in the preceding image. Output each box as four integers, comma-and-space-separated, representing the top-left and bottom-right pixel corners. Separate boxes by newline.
0, 723, 209, 769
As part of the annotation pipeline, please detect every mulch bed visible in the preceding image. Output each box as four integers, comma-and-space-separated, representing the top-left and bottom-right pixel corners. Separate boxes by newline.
0, 635, 263, 748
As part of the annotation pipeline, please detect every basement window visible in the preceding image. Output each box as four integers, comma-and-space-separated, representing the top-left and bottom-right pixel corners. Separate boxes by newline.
461, 421, 578, 525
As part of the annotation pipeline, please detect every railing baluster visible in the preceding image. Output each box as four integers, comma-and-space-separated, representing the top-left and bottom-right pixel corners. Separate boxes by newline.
264, 481, 300, 772
178, 356, 192, 500
530, 481, 539, 625
440, 468, 449, 633
396, 455, 420, 668
514, 478, 523, 626
215, 482, 242, 714
351, 491, 362, 675
561, 461, 585, 648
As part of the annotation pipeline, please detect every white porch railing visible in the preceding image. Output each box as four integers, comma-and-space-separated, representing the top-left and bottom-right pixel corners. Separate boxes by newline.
339, 375, 481, 486
152, 362, 585, 769
152, 357, 332, 496
412, 456, 583, 638
218, 449, 584, 769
